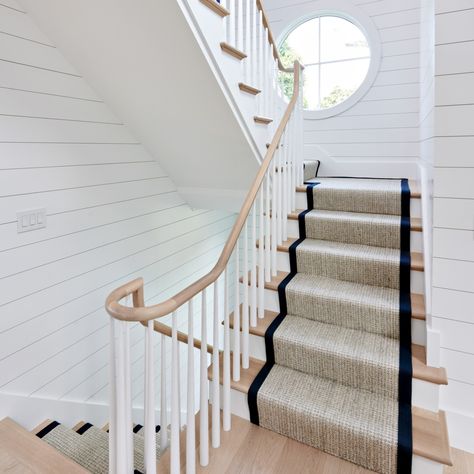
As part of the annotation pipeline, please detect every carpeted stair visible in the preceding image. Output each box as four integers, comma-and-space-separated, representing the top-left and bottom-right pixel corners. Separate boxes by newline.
35, 420, 164, 474
248, 177, 412, 474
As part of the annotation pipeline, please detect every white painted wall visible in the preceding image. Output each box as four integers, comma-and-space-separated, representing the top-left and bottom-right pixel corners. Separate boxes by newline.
0, 0, 234, 429
265, 0, 422, 179
431, 0, 474, 453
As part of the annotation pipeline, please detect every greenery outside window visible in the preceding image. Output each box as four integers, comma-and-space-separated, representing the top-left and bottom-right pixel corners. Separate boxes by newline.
279, 15, 371, 112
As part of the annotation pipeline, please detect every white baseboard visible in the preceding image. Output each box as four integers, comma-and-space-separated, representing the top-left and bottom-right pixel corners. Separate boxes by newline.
0, 392, 182, 432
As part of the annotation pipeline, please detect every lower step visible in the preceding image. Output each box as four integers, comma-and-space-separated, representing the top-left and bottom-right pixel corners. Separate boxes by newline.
221, 387, 449, 474
208, 359, 452, 473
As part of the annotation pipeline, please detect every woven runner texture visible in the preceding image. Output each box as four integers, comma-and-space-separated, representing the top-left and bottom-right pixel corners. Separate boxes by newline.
37, 421, 163, 474
249, 177, 413, 474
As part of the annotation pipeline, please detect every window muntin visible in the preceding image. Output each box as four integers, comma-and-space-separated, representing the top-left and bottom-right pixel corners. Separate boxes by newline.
279, 15, 371, 111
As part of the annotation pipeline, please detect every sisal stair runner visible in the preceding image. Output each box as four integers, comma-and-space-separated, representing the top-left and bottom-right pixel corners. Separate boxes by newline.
34, 420, 163, 473
248, 177, 413, 474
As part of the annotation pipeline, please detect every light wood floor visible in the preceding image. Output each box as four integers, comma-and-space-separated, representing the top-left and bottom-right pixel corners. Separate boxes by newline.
158, 410, 474, 474
446, 448, 474, 474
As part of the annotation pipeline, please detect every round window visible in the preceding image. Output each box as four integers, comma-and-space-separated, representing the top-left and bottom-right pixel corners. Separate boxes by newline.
279, 15, 371, 112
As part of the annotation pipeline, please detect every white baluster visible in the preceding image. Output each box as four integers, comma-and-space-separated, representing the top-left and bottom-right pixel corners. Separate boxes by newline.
265, 167, 271, 282
277, 145, 283, 245
223, 268, 231, 430
258, 10, 264, 115
229, 0, 236, 46
144, 320, 157, 474
245, 0, 251, 83
250, 202, 257, 327
186, 300, 196, 474
108, 317, 117, 474
160, 334, 168, 454
291, 115, 297, 212
242, 219, 249, 369
282, 129, 289, 242
233, 240, 240, 381
212, 281, 220, 448
258, 186, 265, 319
170, 311, 180, 474
199, 289, 209, 467
237, 0, 243, 53
251, 0, 257, 87
115, 321, 128, 474
271, 155, 278, 277
263, 27, 268, 117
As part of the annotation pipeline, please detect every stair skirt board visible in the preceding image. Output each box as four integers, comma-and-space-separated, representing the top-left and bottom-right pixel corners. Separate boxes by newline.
35, 420, 162, 474
246, 178, 413, 474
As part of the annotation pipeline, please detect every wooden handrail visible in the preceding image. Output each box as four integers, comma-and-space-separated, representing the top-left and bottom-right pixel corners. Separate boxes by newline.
256, 0, 301, 72
105, 61, 301, 322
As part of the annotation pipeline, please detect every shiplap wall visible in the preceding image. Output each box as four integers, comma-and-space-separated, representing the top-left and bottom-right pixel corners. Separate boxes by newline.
431, 0, 474, 452
265, 0, 422, 178
0, 0, 233, 419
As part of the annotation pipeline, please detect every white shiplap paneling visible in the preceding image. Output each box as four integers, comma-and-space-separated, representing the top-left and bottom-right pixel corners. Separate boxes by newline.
432, 2, 474, 450
265, 0, 422, 178
0, 4, 233, 414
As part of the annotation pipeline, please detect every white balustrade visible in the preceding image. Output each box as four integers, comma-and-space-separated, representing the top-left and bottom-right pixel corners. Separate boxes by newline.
107, 3, 305, 472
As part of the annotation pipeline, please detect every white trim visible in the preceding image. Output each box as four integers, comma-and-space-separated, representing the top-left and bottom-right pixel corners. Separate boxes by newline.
276, 0, 382, 120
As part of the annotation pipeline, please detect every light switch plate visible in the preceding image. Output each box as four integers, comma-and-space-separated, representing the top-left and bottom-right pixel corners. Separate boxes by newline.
17, 209, 46, 233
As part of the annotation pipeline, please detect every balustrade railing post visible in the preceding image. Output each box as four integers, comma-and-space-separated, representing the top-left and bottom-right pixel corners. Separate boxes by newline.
212, 281, 220, 448
250, 202, 257, 327
160, 334, 168, 454
242, 219, 249, 369
199, 289, 209, 467
258, 186, 265, 318
186, 300, 196, 474
224, 268, 232, 430
170, 311, 180, 474
233, 240, 240, 381
144, 319, 157, 474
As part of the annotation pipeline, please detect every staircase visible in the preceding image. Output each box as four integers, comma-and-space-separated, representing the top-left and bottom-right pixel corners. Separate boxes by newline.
5, 0, 454, 473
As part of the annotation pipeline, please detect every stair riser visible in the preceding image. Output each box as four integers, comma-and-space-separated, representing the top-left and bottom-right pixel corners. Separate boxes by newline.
295, 191, 422, 218
221, 387, 443, 474
285, 219, 423, 251
230, 329, 436, 410
242, 285, 427, 345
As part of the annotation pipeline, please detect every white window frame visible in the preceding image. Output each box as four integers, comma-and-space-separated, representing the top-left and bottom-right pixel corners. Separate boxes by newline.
277, 1, 382, 120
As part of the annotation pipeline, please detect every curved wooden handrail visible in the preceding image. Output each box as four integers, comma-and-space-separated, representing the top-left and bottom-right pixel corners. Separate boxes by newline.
105, 61, 301, 322
256, 0, 299, 72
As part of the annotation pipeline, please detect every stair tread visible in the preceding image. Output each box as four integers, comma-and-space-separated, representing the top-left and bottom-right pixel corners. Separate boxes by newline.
257, 237, 424, 272
208, 362, 452, 466
254, 115, 273, 124
0, 418, 87, 473
241, 268, 426, 320
199, 0, 230, 17
296, 179, 421, 198
238, 82, 261, 95
287, 209, 423, 232
220, 42, 246, 60
227, 306, 446, 385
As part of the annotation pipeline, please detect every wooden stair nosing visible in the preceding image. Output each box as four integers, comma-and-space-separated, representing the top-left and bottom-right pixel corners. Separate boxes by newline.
220, 42, 247, 60
225, 305, 446, 386
199, 0, 230, 17
254, 115, 273, 124
207, 359, 452, 466
286, 210, 423, 232
296, 180, 421, 199
238, 82, 261, 95
255, 238, 425, 272
31, 419, 55, 436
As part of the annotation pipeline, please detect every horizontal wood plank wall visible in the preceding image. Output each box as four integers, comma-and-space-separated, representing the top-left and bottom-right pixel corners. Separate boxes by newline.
0, 0, 233, 417
432, 0, 474, 454
264, 0, 422, 178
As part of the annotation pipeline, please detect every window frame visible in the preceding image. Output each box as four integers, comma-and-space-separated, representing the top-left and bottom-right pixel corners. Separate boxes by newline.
277, 4, 382, 120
